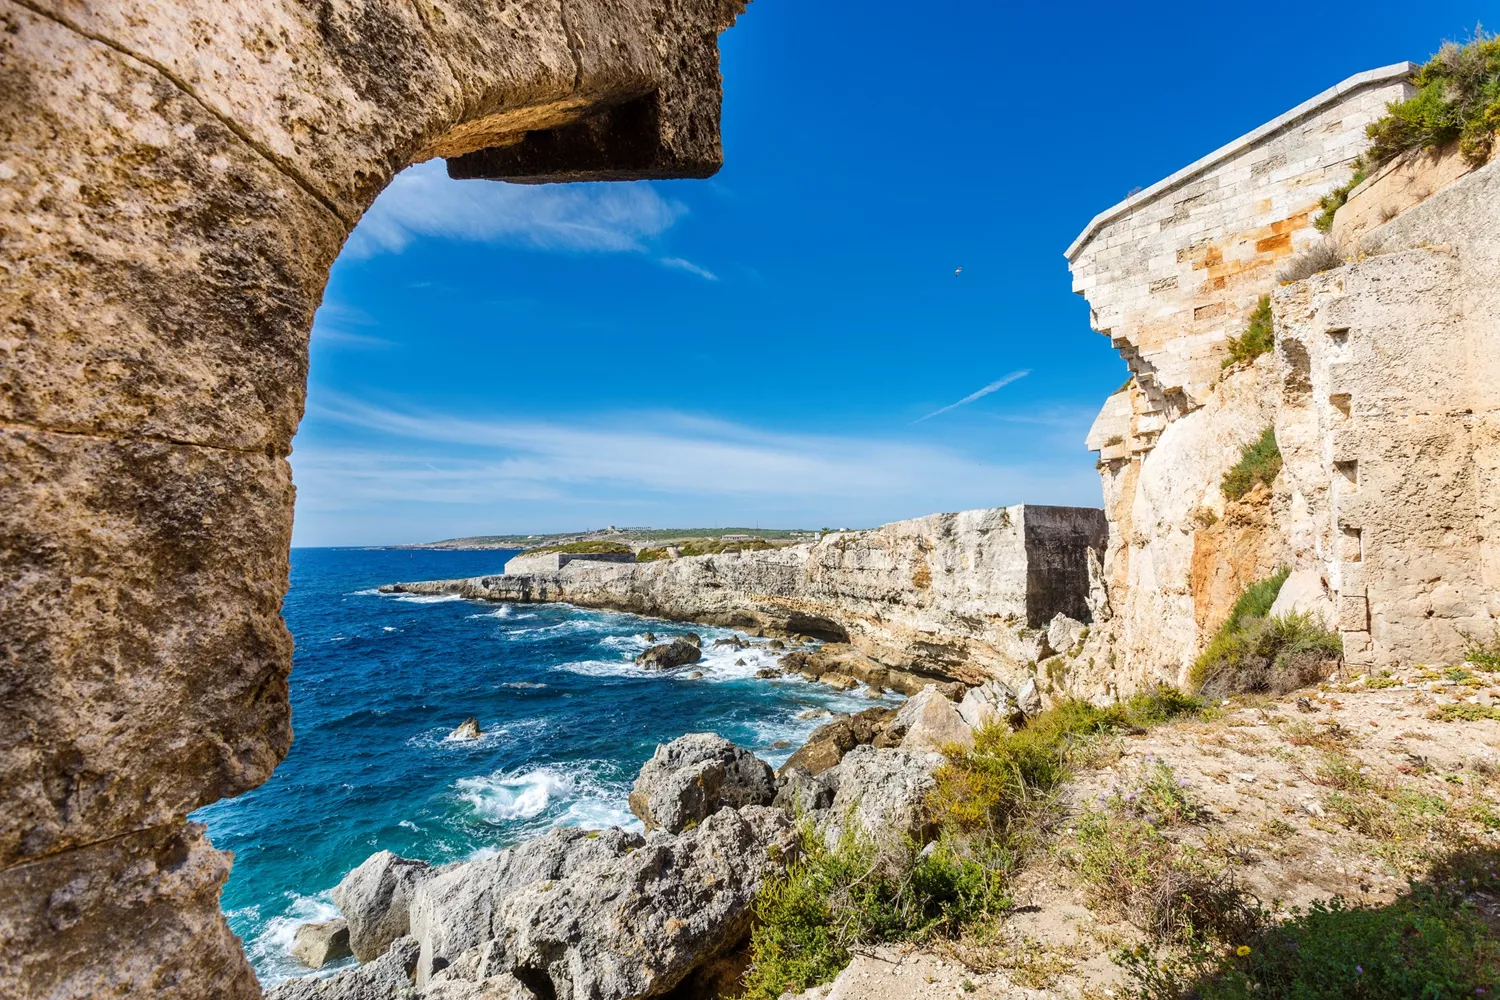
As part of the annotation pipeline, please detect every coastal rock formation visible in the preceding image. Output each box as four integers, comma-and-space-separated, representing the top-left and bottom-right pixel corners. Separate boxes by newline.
266, 936, 419, 1000
777, 707, 894, 776
408, 827, 645, 986
292, 920, 352, 969
333, 851, 437, 963
822, 746, 941, 848
1, 1, 747, 994
635, 638, 703, 671
957, 680, 1025, 731
450, 718, 483, 742
628, 734, 776, 833
384, 505, 1109, 687
1071, 64, 1500, 687
891, 686, 975, 752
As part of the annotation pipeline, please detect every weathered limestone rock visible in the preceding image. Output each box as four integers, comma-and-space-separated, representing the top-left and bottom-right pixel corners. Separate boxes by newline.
291, 919, 352, 969
628, 734, 776, 833
1, 1, 747, 994
777, 707, 894, 777
774, 767, 841, 814
823, 746, 941, 848
635, 638, 703, 670
267, 936, 419, 1000
382, 505, 1107, 686
957, 681, 1024, 731
1016, 677, 1044, 718
332, 851, 437, 963
408, 826, 644, 986
438, 807, 797, 1000
1046, 614, 1086, 657
1267, 569, 1336, 626
894, 686, 975, 752
0, 822, 259, 999
1070, 66, 1500, 687
450, 718, 483, 741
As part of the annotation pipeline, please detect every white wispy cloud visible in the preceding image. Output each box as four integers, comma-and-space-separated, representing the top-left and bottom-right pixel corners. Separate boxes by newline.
659, 257, 719, 281
345, 160, 685, 257
914, 370, 1031, 422
293, 395, 1089, 511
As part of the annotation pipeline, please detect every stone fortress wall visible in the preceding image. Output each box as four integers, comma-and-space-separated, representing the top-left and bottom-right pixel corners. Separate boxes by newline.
1067, 63, 1500, 686
0, 3, 746, 998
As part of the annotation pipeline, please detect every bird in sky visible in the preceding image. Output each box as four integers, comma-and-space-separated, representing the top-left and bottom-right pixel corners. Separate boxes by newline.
954, 266, 962, 277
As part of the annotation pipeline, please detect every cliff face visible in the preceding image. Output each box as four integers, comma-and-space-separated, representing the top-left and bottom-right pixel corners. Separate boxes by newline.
1070, 67, 1500, 685
387, 506, 1108, 687
0, 3, 744, 997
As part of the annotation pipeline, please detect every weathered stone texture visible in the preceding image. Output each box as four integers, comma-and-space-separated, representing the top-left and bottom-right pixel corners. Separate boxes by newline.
1071, 68, 1499, 683
1068, 65, 1414, 430
385, 505, 1108, 685
0, 0, 746, 995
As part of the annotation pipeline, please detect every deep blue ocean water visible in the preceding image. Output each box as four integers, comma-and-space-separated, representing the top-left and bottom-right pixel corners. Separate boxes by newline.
193, 547, 894, 984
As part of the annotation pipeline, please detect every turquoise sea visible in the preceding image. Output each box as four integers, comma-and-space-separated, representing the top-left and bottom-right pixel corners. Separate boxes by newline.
193, 547, 894, 984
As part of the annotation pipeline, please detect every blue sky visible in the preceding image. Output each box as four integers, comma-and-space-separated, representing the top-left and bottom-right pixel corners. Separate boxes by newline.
291, 1, 1488, 546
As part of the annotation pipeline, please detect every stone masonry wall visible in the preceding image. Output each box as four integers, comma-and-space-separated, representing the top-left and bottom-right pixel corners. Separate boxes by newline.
0, 4, 744, 997
1070, 65, 1413, 443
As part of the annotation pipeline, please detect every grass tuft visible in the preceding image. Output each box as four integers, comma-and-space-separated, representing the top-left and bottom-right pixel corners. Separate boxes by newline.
1221, 296, 1274, 369
1220, 428, 1281, 502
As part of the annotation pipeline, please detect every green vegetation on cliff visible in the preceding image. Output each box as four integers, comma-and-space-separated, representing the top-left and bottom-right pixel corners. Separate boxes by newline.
522, 540, 633, 556
1221, 428, 1281, 501
637, 537, 776, 561
1190, 569, 1343, 697
1366, 32, 1500, 168
1221, 296, 1274, 368
743, 690, 1203, 1000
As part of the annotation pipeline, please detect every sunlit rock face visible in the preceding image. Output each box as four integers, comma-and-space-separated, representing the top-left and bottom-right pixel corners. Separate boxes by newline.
384, 505, 1110, 688
1070, 62, 1500, 688
0, 2, 744, 996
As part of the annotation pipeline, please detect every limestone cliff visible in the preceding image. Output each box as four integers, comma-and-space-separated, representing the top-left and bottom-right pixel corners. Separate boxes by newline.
0, 4, 745, 997
385, 505, 1108, 687
1069, 65, 1500, 688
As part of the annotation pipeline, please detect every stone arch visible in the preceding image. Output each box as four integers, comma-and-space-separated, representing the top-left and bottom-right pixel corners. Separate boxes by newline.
0, 2, 744, 996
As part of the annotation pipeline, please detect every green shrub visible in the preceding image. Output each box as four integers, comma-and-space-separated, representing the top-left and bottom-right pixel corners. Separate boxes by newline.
524, 540, 633, 556
1460, 626, 1500, 668
1221, 296, 1274, 369
1194, 610, 1342, 698
1122, 879, 1500, 1000
1313, 164, 1368, 233
934, 689, 1201, 837
742, 828, 1006, 1000
1220, 427, 1281, 501
1365, 32, 1500, 168
1276, 240, 1344, 283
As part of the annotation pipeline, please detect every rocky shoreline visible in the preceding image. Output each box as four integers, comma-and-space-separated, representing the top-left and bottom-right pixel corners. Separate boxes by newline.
267, 671, 1034, 1000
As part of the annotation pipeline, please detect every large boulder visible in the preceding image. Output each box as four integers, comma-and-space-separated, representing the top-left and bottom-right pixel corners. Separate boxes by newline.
409, 826, 643, 986
893, 686, 974, 752
957, 681, 1024, 732
823, 745, 940, 848
291, 919, 352, 969
1046, 613, 1086, 657
1267, 568, 1336, 627
635, 639, 702, 671
437, 806, 796, 1000
629, 734, 776, 833
266, 935, 419, 1000
777, 717, 856, 777
331, 851, 437, 962
1016, 676, 1044, 718
773, 766, 839, 814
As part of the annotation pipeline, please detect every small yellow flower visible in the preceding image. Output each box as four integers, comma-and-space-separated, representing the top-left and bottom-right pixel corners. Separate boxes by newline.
1236, 945, 1252, 957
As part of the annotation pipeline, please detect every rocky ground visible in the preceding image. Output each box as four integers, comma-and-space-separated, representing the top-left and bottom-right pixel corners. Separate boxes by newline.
266, 649, 1500, 1000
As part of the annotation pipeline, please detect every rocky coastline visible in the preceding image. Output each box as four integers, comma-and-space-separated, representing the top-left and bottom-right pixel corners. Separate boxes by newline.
267, 671, 1029, 1000
380, 505, 1108, 694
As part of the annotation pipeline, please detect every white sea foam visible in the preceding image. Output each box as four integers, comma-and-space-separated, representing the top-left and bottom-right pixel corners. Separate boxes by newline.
398, 819, 421, 832
243, 890, 350, 985
385, 592, 465, 604
382, 626, 399, 632
468, 605, 516, 620
455, 760, 637, 834
500, 681, 547, 690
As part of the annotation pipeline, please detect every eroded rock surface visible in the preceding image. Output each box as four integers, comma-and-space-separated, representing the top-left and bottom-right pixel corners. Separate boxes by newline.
629, 733, 776, 833
1, 2, 749, 996
333, 851, 438, 963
